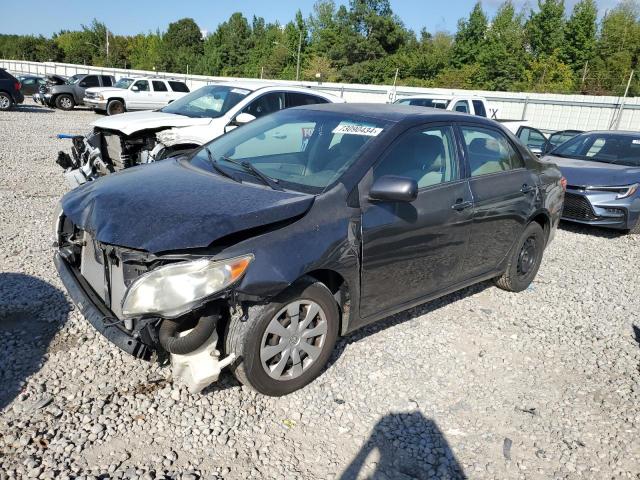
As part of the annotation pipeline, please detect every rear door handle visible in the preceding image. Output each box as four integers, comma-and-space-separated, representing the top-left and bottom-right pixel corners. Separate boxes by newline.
521, 184, 536, 194
451, 200, 473, 211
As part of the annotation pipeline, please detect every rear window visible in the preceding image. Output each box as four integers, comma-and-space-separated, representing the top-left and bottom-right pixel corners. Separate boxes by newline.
396, 98, 450, 109
169, 81, 189, 93
287, 92, 328, 107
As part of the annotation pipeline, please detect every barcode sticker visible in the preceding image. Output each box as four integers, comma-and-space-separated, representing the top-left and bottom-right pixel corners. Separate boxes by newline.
332, 125, 383, 136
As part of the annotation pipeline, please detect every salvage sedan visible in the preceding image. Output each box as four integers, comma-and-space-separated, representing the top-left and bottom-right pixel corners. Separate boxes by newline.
53, 104, 564, 396
543, 131, 640, 233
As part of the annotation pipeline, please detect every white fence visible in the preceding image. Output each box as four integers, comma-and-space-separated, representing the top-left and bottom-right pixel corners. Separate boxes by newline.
3, 59, 640, 132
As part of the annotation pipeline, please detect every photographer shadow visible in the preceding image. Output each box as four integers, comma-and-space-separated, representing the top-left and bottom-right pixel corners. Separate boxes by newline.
339, 411, 466, 480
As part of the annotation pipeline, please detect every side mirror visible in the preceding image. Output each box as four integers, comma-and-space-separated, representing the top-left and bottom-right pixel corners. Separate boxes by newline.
131, 86, 139, 92
369, 176, 418, 203
234, 112, 256, 125
529, 146, 543, 157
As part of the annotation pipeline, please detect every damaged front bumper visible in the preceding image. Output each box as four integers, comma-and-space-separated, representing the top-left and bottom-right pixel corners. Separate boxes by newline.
54, 252, 154, 359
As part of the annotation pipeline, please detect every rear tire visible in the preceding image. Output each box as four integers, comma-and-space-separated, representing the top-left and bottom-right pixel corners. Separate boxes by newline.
0, 92, 12, 110
107, 99, 125, 116
225, 277, 339, 396
494, 222, 545, 292
55, 94, 75, 110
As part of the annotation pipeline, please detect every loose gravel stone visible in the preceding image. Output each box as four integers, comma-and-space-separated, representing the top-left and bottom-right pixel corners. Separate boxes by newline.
0, 99, 639, 479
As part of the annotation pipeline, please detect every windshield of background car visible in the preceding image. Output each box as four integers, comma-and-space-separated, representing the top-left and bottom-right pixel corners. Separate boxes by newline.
114, 78, 134, 89
66, 74, 83, 85
161, 85, 251, 118
190, 109, 389, 193
396, 98, 450, 109
552, 133, 640, 167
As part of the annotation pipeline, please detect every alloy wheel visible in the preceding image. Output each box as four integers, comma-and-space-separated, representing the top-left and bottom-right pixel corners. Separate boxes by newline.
0, 96, 10, 109
260, 300, 328, 381
60, 97, 72, 109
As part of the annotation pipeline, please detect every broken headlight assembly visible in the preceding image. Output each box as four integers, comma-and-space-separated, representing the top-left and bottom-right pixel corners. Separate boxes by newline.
121, 254, 254, 319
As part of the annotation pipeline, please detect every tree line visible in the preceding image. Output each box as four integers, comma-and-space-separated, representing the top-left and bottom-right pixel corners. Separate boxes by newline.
1, 0, 639, 96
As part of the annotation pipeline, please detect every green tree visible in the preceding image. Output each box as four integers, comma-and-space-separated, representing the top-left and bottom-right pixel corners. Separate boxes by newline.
560, 0, 598, 72
451, 2, 488, 67
159, 18, 204, 72
525, 0, 566, 58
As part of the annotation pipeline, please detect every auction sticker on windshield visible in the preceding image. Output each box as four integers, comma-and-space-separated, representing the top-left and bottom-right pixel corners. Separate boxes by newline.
231, 88, 251, 95
332, 124, 383, 136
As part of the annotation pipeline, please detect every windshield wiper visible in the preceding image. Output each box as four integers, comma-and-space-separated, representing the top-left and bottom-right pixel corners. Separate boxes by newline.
204, 147, 240, 182
220, 155, 284, 191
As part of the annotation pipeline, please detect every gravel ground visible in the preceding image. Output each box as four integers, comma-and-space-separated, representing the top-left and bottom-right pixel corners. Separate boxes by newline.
0, 99, 639, 480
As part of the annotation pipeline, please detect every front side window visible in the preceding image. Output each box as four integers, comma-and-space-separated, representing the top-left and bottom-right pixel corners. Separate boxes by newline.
518, 127, 546, 150
243, 92, 285, 118
454, 101, 469, 113
374, 126, 459, 189
152, 81, 168, 92
190, 109, 389, 193
462, 127, 524, 176
472, 100, 487, 117
161, 85, 251, 119
133, 80, 149, 92
82, 75, 100, 87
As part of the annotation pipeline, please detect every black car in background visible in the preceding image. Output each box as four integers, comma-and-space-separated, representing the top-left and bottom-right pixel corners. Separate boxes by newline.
54, 104, 564, 396
17, 75, 46, 95
0, 68, 24, 110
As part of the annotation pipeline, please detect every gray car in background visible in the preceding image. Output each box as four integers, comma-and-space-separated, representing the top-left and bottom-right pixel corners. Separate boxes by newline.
34, 73, 115, 110
543, 131, 640, 233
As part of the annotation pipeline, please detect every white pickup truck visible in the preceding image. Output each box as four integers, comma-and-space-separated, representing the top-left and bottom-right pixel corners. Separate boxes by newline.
394, 94, 528, 134
83, 76, 190, 115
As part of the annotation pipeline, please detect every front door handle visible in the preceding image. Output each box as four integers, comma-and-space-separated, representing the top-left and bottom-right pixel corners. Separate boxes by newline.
521, 184, 536, 194
451, 200, 473, 211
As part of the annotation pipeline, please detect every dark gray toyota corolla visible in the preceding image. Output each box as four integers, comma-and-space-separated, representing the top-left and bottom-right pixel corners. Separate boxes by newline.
53, 104, 564, 396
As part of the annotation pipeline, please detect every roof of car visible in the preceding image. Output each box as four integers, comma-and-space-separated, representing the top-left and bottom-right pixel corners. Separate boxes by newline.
292, 102, 499, 124
577, 130, 640, 136
397, 94, 486, 101
209, 81, 341, 99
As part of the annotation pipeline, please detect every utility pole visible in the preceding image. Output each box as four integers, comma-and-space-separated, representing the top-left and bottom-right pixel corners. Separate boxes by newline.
296, 29, 303, 82
581, 61, 588, 90
391, 68, 399, 103
614, 70, 634, 130
260, 66, 264, 79
106, 28, 109, 59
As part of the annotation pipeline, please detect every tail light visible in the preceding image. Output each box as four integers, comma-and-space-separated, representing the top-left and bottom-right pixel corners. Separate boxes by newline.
15, 81, 21, 91
560, 177, 567, 191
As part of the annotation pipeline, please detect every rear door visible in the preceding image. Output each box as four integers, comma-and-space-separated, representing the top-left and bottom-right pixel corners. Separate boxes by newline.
152, 80, 171, 108
458, 124, 538, 278
359, 123, 473, 318
128, 80, 152, 109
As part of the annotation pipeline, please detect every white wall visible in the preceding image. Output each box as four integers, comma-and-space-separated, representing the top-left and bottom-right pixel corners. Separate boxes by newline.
3, 59, 639, 132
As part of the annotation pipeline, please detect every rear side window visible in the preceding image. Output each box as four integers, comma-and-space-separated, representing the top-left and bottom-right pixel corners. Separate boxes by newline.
374, 126, 459, 189
169, 81, 189, 92
462, 127, 524, 177
152, 81, 168, 92
243, 92, 285, 118
286, 92, 328, 107
472, 100, 487, 117
82, 76, 100, 87
101, 76, 113, 87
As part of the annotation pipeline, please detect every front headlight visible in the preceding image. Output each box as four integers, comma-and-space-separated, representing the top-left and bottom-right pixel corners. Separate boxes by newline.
121, 254, 253, 318
587, 183, 639, 199
97, 94, 104, 101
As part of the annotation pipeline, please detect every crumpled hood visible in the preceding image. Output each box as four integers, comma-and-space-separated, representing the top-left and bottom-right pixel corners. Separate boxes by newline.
92, 110, 211, 136
544, 155, 640, 187
61, 159, 315, 253
45, 74, 67, 85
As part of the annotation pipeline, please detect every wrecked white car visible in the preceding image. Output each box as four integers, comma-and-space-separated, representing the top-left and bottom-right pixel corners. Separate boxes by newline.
56, 82, 345, 188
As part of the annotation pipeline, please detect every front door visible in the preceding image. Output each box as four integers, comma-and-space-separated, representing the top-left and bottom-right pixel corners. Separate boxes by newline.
458, 125, 538, 278
360, 124, 473, 319
129, 80, 152, 109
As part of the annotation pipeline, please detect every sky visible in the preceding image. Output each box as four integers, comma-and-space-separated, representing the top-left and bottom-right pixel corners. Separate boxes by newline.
0, 0, 623, 37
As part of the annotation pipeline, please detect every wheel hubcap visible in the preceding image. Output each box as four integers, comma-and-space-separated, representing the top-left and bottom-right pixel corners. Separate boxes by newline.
260, 300, 327, 381
61, 98, 71, 108
0, 97, 9, 109
517, 237, 537, 276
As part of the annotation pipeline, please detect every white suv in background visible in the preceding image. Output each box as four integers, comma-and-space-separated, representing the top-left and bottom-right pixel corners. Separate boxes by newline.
84, 77, 190, 115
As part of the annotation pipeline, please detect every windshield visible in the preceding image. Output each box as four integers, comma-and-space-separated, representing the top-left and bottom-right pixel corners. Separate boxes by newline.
66, 74, 83, 85
395, 98, 450, 109
114, 78, 134, 89
190, 109, 389, 193
161, 85, 251, 118
552, 133, 640, 167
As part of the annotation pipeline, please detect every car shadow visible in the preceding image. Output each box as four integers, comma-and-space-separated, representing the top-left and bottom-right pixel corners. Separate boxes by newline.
339, 411, 466, 479
328, 281, 491, 368
10, 105, 53, 113
0, 273, 71, 410
559, 221, 627, 239
633, 324, 640, 348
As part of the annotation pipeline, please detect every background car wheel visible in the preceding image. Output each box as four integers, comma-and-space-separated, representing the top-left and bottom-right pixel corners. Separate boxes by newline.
225, 277, 339, 396
107, 100, 125, 116
55, 94, 75, 110
0, 92, 12, 110
494, 222, 545, 292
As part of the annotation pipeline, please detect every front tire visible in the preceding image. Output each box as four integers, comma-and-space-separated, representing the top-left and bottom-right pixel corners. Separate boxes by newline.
55, 94, 75, 110
106, 99, 125, 116
225, 277, 339, 396
494, 222, 545, 292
